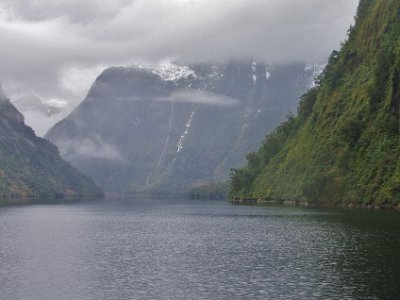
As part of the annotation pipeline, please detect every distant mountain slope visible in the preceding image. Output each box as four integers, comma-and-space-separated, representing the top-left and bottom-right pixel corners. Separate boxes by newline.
0, 94, 102, 202
46, 61, 320, 193
230, 0, 400, 206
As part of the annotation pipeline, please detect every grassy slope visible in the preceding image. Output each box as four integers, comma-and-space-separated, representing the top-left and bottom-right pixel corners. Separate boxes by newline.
230, 0, 400, 205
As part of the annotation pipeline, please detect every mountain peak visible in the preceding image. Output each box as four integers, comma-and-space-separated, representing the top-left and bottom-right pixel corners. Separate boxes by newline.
46, 62, 316, 193
129, 62, 197, 82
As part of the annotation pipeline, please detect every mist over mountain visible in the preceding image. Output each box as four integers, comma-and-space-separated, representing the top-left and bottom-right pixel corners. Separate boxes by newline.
10, 95, 71, 137
0, 91, 102, 202
0, 0, 358, 135
46, 61, 322, 193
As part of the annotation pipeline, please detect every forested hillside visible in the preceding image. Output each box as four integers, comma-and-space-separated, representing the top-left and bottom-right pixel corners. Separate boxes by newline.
0, 95, 102, 203
230, 0, 400, 206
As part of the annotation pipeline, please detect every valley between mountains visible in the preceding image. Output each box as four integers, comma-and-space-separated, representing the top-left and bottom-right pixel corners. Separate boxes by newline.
45, 62, 321, 194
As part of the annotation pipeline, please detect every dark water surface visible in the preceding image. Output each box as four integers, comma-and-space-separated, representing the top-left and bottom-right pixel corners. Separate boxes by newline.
0, 198, 399, 300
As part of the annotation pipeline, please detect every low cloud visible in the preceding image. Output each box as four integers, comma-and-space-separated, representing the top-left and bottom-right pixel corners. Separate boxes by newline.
16, 109, 68, 137
9, 93, 71, 136
156, 90, 240, 106
55, 135, 123, 161
0, 0, 359, 132
0, 83, 6, 100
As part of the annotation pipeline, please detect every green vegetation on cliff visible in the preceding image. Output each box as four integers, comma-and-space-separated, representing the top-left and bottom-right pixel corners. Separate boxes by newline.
0, 97, 102, 203
230, 0, 400, 206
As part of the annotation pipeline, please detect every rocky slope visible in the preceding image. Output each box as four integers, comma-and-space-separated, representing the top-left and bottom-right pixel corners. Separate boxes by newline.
230, 0, 400, 206
0, 91, 102, 202
46, 61, 321, 193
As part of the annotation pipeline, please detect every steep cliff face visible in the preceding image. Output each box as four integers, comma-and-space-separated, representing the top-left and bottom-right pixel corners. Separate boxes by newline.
0, 94, 102, 202
46, 62, 319, 193
230, 0, 400, 206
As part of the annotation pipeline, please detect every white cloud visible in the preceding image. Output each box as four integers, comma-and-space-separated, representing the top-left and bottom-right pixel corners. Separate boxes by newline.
0, 83, 6, 100
0, 0, 359, 132
156, 90, 240, 106
19, 109, 67, 137
56, 135, 123, 161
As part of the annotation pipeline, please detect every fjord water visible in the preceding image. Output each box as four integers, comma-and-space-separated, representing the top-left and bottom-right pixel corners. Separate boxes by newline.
0, 199, 399, 300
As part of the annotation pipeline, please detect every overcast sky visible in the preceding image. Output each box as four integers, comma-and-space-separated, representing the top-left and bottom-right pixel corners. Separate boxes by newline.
0, 0, 359, 135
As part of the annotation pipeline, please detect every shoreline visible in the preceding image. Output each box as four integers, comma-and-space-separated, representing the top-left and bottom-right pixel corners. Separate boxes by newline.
231, 197, 400, 212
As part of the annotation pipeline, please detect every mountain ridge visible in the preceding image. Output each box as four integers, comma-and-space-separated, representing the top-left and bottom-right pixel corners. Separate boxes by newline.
46, 61, 322, 193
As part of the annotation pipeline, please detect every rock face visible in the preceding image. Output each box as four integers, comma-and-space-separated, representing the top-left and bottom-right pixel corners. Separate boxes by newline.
0, 93, 102, 201
229, 0, 400, 205
46, 61, 320, 193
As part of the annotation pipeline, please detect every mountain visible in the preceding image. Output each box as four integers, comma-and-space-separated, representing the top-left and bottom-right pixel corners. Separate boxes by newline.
46, 61, 321, 193
230, 0, 400, 206
0, 92, 102, 203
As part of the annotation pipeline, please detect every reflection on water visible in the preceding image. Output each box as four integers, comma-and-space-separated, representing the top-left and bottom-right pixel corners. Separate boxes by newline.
0, 198, 399, 300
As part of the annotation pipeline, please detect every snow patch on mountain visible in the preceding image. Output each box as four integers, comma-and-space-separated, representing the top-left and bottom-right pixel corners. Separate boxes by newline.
177, 110, 195, 153
265, 66, 272, 81
131, 62, 197, 81
207, 65, 224, 80
252, 62, 257, 86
